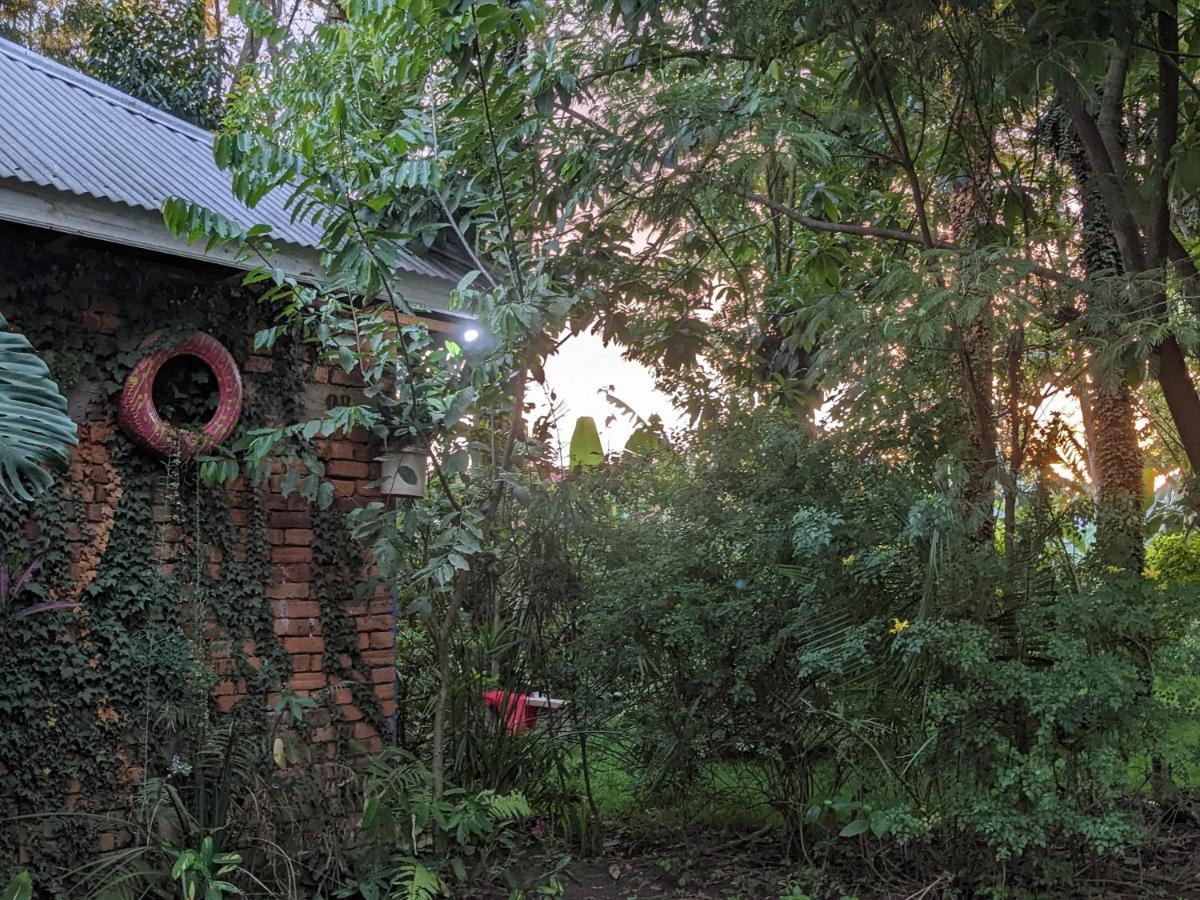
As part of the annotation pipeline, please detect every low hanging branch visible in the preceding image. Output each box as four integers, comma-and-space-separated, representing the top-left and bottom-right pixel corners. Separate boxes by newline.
732, 186, 1077, 286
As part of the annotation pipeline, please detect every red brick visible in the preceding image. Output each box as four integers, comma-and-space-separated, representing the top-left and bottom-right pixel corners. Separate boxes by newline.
340, 704, 364, 722
361, 650, 394, 666
271, 547, 312, 563
83, 309, 118, 333
245, 355, 273, 373
266, 583, 309, 599
278, 619, 321, 637
319, 442, 357, 460
284, 529, 313, 546
329, 369, 363, 387
284, 636, 324, 654
352, 722, 379, 740
329, 479, 358, 499
270, 511, 310, 529
370, 665, 394, 683
277, 599, 320, 618
289, 672, 327, 691
279, 564, 312, 582
369, 631, 393, 649
327, 461, 370, 480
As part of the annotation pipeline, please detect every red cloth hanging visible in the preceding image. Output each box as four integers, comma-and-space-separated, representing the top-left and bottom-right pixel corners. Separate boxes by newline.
482, 690, 538, 734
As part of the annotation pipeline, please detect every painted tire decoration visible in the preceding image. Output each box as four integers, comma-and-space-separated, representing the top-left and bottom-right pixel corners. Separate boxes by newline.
118, 332, 243, 458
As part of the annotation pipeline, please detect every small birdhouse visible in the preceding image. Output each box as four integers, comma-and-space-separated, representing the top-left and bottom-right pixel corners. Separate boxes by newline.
380, 450, 428, 497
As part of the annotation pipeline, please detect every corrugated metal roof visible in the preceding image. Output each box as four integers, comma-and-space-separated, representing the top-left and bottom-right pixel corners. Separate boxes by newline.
0, 36, 463, 283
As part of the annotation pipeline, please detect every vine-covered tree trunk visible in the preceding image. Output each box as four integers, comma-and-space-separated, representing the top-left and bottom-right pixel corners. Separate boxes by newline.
1070, 131, 1144, 568
1091, 379, 1143, 566
950, 155, 998, 542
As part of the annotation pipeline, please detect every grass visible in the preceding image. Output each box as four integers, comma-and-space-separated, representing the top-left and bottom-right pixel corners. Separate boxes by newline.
568, 747, 782, 832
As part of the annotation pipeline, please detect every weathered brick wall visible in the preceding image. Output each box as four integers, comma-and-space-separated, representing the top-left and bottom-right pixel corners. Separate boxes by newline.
2, 236, 397, 759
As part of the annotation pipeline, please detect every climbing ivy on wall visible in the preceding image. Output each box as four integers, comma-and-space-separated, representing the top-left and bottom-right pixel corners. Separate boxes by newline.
313, 503, 390, 744
0, 225, 382, 876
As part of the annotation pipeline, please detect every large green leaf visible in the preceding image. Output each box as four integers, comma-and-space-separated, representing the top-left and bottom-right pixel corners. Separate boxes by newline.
569, 416, 604, 469
0, 315, 78, 502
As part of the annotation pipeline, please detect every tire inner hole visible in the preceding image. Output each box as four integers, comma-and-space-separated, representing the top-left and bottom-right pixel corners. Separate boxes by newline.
152, 354, 219, 428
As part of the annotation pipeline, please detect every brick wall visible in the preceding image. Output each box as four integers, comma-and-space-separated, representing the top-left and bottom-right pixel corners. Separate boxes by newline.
2, 232, 399, 760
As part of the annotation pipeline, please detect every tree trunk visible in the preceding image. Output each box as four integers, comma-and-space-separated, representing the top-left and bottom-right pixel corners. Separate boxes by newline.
1091, 376, 1143, 568
1063, 126, 1144, 566
1155, 336, 1200, 474
950, 158, 998, 541
430, 623, 452, 799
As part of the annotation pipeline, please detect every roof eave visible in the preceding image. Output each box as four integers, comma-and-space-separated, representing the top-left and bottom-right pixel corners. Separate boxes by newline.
0, 178, 469, 320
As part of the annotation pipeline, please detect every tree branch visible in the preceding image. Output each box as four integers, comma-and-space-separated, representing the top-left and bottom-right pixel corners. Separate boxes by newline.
732, 187, 1074, 285
1097, 42, 1131, 186
1151, 1, 1180, 272
1050, 68, 1147, 272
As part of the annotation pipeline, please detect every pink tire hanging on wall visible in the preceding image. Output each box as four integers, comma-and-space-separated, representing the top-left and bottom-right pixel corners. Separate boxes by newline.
118, 332, 243, 458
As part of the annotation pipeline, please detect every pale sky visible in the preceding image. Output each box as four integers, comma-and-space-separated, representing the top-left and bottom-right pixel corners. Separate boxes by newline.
536, 329, 685, 464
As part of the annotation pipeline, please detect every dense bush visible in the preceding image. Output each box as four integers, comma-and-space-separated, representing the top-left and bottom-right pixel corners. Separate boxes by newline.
1148, 531, 1200, 586
542, 410, 1200, 880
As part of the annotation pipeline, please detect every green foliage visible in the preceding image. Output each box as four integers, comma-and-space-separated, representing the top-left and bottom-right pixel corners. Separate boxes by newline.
84, 0, 226, 127
165, 836, 244, 900
339, 749, 559, 899
1147, 531, 1200, 586
623, 415, 668, 457
0, 872, 31, 900
0, 315, 78, 502
546, 409, 1200, 879
15, 0, 1200, 894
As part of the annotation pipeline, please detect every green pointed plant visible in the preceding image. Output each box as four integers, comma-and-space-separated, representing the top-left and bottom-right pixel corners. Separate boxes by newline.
568, 417, 604, 469
0, 315, 78, 502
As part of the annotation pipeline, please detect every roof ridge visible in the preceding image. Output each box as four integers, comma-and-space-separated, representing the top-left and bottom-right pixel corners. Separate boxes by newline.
0, 36, 213, 147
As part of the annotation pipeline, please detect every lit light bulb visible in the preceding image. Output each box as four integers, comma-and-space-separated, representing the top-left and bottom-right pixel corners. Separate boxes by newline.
463, 328, 480, 343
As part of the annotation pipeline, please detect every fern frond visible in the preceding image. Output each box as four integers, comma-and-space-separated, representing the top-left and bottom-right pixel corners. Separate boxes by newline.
390, 860, 444, 900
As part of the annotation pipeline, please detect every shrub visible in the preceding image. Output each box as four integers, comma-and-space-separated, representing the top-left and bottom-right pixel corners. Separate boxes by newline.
546, 409, 1200, 877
